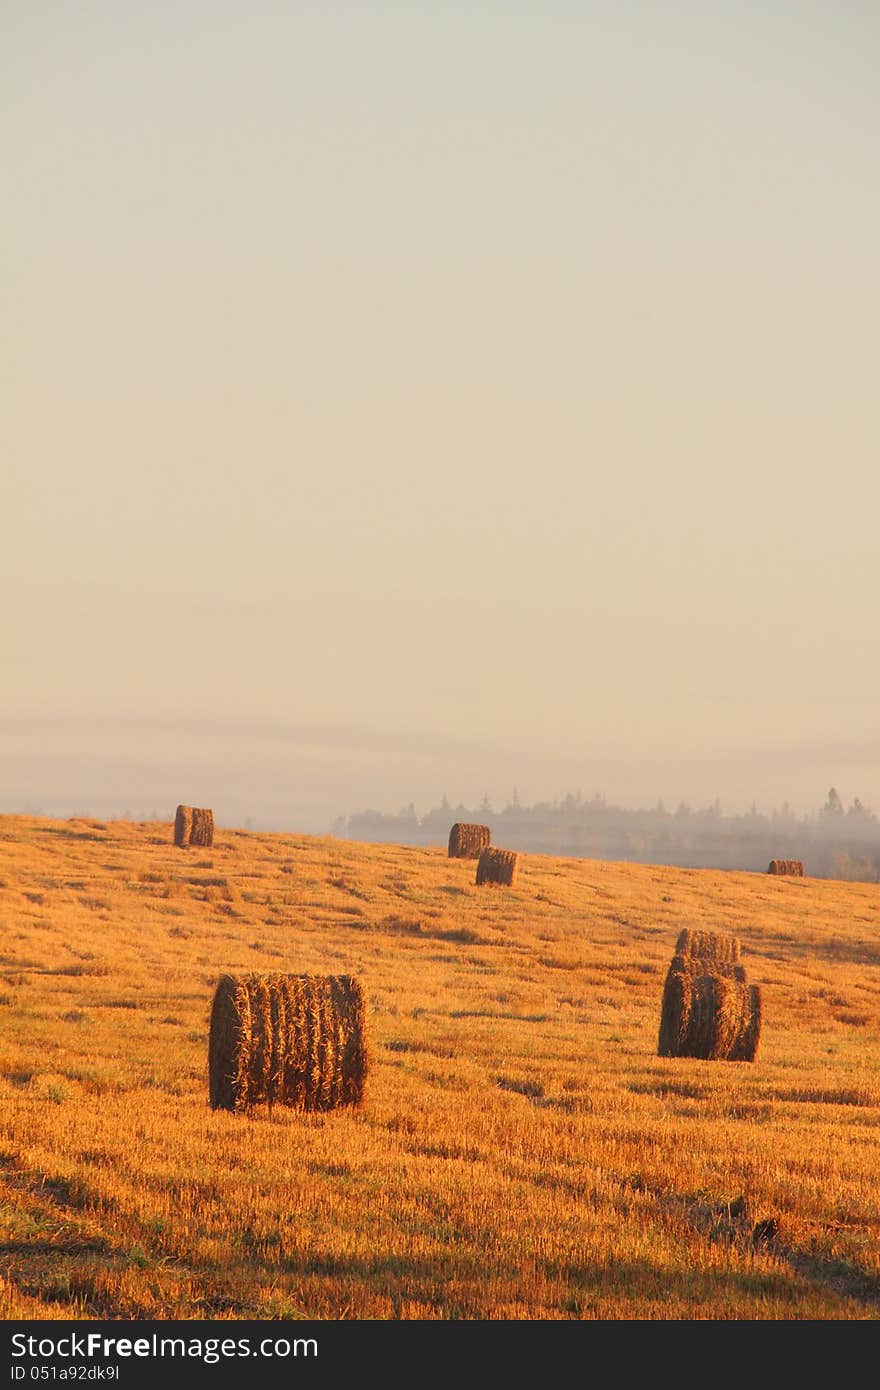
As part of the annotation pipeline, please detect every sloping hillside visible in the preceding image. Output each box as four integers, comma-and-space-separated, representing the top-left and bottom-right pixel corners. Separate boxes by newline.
1, 814, 878, 1319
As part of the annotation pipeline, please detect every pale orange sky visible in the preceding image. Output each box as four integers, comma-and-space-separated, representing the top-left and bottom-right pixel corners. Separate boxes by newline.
4, 3, 879, 829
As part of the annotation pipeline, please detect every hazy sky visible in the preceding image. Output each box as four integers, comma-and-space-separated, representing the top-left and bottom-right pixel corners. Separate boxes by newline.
5, 2, 879, 830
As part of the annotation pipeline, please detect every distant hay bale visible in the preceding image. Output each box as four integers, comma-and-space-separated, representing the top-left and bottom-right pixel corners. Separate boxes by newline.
174, 804, 214, 848
768, 859, 804, 877
208, 972, 367, 1113
658, 930, 762, 1062
173, 805, 193, 847
190, 807, 214, 847
475, 847, 519, 887
448, 823, 491, 858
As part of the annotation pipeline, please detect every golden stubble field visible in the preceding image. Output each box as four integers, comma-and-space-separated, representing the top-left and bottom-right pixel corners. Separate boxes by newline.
1, 814, 879, 1320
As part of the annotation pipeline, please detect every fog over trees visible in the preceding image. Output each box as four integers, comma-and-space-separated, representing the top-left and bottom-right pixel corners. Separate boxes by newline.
339, 787, 880, 883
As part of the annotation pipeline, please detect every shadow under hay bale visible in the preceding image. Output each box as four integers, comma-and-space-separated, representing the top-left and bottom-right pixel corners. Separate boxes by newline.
208, 972, 367, 1113
174, 804, 214, 848
475, 846, 519, 887
768, 859, 804, 877
448, 823, 491, 859
658, 929, 762, 1062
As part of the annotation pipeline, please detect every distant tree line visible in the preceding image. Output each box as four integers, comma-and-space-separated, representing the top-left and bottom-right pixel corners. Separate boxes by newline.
336, 787, 880, 883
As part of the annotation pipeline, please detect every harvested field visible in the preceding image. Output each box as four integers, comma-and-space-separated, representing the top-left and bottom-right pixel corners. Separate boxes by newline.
1, 814, 879, 1321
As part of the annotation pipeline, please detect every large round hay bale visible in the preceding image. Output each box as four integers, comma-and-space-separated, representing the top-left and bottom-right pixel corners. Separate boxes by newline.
208, 972, 367, 1113
448, 823, 491, 858
658, 966, 762, 1062
475, 846, 519, 886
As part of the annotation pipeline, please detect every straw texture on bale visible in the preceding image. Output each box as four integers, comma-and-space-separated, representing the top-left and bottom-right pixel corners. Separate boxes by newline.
475, 846, 519, 887
658, 929, 762, 1062
448, 822, 491, 858
174, 804, 214, 848
208, 972, 367, 1113
666, 952, 746, 984
768, 859, 804, 877
672, 928, 739, 973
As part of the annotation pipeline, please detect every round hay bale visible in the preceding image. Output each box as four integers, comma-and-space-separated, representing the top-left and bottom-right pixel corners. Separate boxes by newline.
190, 807, 215, 847
208, 972, 367, 1113
475, 846, 519, 886
658, 967, 761, 1062
448, 823, 491, 859
174, 804, 193, 847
